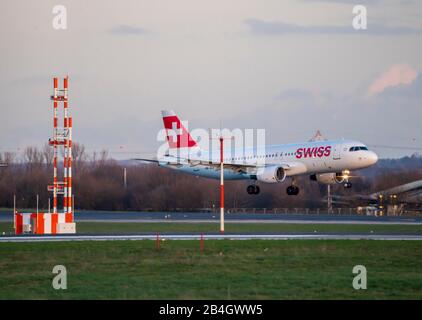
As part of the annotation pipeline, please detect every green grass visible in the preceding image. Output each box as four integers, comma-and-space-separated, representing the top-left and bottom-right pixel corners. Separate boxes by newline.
0, 240, 421, 299
2, 221, 422, 235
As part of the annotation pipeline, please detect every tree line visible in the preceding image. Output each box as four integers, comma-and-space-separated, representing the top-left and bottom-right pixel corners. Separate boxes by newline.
1, 144, 422, 211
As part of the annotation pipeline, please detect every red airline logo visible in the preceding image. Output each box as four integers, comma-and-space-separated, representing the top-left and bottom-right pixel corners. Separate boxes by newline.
162, 115, 198, 149
295, 146, 331, 159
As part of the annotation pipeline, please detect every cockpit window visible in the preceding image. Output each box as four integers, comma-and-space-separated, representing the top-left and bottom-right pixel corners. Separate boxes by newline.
349, 146, 368, 151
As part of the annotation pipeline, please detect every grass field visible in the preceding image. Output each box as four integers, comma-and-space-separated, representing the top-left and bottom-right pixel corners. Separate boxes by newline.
2, 221, 422, 235
0, 240, 422, 299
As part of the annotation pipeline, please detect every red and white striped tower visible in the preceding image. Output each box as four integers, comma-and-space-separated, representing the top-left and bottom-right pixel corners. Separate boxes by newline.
49, 76, 73, 223
14, 76, 75, 235
220, 136, 224, 234
52, 78, 59, 214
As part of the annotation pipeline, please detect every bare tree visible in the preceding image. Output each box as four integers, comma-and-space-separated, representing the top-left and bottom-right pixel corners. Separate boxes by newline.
23, 146, 44, 170
99, 149, 109, 164
42, 143, 54, 167
4, 152, 16, 164
72, 142, 86, 163
72, 142, 87, 172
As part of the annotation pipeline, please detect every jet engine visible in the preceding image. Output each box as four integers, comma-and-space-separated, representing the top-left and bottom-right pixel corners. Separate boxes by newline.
256, 166, 286, 183
310, 172, 345, 185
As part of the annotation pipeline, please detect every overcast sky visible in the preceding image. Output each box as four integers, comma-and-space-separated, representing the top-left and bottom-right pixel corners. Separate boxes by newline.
1, 0, 421, 159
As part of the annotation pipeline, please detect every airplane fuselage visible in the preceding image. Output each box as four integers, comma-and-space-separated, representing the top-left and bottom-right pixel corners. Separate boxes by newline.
159, 139, 378, 181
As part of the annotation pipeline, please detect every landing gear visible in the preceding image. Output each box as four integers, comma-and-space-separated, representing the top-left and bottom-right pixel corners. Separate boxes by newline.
344, 181, 352, 189
247, 185, 260, 195
342, 170, 352, 189
286, 185, 300, 196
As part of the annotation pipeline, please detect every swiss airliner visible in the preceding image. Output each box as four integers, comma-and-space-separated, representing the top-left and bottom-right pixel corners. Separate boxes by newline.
137, 110, 378, 196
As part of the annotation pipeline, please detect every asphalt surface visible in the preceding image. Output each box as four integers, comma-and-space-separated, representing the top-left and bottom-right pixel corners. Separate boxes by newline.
1, 233, 422, 242
1, 210, 422, 224
2, 210, 422, 242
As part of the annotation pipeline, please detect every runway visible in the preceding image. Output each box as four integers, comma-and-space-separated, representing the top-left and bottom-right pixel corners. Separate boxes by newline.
1, 233, 422, 242
2, 210, 422, 242
1, 210, 422, 225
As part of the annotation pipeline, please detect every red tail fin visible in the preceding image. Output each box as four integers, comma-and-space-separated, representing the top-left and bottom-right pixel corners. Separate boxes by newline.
161, 110, 198, 149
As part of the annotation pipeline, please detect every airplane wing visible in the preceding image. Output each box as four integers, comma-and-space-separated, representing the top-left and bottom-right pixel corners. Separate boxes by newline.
183, 159, 260, 174
132, 158, 160, 163
131, 157, 186, 168
174, 157, 307, 175
371, 180, 422, 198
132, 156, 307, 176
331, 180, 422, 205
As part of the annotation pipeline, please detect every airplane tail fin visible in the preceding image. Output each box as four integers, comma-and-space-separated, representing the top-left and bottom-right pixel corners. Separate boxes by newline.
161, 110, 199, 150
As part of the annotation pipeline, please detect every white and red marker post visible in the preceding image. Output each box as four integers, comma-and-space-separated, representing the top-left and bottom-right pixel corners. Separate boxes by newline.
63, 77, 68, 219
219, 136, 225, 234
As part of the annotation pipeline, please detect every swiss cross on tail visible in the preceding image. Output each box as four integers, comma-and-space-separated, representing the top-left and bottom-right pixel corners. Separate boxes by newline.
162, 110, 198, 149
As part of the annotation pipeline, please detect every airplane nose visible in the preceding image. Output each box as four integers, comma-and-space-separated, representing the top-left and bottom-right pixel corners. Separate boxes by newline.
368, 151, 378, 165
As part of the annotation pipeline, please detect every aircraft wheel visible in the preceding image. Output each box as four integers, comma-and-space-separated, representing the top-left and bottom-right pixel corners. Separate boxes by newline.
254, 185, 260, 195
287, 185, 300, 196
247, 185, 255, 195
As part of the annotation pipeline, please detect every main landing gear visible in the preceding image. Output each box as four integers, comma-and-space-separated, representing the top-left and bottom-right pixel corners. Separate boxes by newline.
286, 177, 300, 196
286, 185, 300, 196
247, 184, 260, 195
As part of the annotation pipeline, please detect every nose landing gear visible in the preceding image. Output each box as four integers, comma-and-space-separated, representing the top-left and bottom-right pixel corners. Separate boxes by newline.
344, 181, 352, 189
341, 170, 352, 189
247, 184, 260, 195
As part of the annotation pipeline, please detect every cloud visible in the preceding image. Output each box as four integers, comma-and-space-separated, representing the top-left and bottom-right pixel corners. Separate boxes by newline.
109, 25, 149, 36
244, 18, 422, 36
378, 74, 422, 99
368, 64, 418, 96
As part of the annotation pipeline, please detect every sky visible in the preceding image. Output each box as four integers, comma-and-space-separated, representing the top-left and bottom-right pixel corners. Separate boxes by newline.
0, 0, 421, 159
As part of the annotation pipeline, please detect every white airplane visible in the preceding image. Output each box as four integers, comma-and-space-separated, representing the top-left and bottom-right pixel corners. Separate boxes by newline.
332, 180, 422, 205
137, 110, 378, 196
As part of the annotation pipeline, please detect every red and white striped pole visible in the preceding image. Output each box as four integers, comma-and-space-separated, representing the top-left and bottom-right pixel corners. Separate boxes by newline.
67, 116, 73, 222
63, 76, 73, 222
220, 136, 224, 234
63, 77, 68, 217
53, 77, 58, 214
